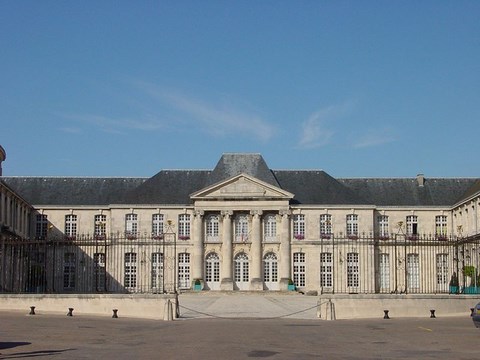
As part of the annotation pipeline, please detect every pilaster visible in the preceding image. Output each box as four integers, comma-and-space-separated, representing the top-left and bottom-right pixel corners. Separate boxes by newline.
279, 210, 291, 290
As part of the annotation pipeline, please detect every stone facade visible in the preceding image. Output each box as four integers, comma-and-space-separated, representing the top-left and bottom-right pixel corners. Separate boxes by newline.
1, 152, 480, 294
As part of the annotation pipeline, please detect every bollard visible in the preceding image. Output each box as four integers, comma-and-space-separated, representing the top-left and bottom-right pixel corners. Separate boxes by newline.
164, 299, 173, 321
67, 308, 74, 317
430, 309, 436, 318
29, 306, 36, 315
112, 309, 118, 318
471, 308, 475, 317
383, 310, 390, 319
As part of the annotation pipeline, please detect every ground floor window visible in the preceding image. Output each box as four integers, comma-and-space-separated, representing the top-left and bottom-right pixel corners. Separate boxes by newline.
94, 252, 106, 291
205, 252, 220, 283
407, 253, 419, 291
63, 252, 76, 289
178, 253, 190, 289
378, 253, 390, 291
347, 252, 359, 289
151, 252, 163, 292
293, 252, 306, 287
234, 253, 249, 283
436, 253, 448, 291
263, 253, 278, 283
320, 252, 333, 288
124, 252, 137, 289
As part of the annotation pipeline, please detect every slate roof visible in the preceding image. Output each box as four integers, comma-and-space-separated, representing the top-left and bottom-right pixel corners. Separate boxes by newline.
1, 177, 146, 206
338, 178, 478, 207
1, 153, 478, 208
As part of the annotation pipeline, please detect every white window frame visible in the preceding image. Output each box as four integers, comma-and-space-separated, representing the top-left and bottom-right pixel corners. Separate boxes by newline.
206, 214, 220, 242
406, 215, 418, 237
152, 214, 164, 237
346, 214, 358, 238
347, 252, 359, 289
377, 215, 389, 238
263, 214, 277, 242
436, 253, 448, 291
234, 252, 249, 283
151, 252, 163, 292
407, 253, 420, 291
178, 252, 190, 289
293, 252, 306, 287
435, 215, 448, 239
94, 252, 106, 291
378, 253, 390, 291
65, 214, 77, 239
293, 214, 305, 240
205, 252, 220, 283
178, 214, 191, 240
124, 252, 137, 289
320, 214, 332, 238
235, 214, 249, 242
94, 214, 107, 239
320, 252, 333, 288
263, 252, 278, 283
125, 213, 138, 238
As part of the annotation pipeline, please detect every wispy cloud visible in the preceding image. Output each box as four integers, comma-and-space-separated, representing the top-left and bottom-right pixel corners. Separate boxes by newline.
298, 102, 352, 149
133, 81, 276, 142
352, 129, 396, 148
59, 113, 164, 134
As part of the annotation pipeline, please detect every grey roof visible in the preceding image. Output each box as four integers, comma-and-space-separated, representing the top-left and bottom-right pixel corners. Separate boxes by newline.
2, 177, 146, 206
273, 170, 368, 205
338, 178, 478, 207
1, 153, 478, 208
208, 153, 280, 187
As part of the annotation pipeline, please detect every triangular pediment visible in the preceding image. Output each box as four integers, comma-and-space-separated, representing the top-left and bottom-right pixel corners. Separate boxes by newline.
191, 173, 294, 200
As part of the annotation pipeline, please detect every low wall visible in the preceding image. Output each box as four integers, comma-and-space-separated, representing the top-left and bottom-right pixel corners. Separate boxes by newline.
319, 294, 480, 320
0, 294, 177, 320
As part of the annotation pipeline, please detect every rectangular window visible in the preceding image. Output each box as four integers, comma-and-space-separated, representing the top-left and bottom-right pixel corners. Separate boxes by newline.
206, 214, 220, 241
94, 214, 106, 239
347, 252, 359, 289
320, 252, 333, 287
320, 214, 332, 238
407, 253, 419, 291
293, 252, 306, 287
124, 252, 137, 289
378, 253, 390, 291
125, 214, 138, 239
377, 215, 389, 238
152, 214, 164, 237
235, 214, 249, 242
63, 252, 76, 289
94, 253, 106, 291
293, 214, 305, 240
346, 214, 358, 238
436, 254, 448, 291
178, 253, 190, 288
406, 215, 418, 238
151, 252, 163, 292
65, 214, 77, 240
435, 215, 448, 239
263, 214, 277, 241
35, 214, 48, 240
178, 214, 191, 240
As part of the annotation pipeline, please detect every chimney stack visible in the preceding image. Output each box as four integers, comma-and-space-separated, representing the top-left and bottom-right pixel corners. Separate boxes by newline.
416, 173, 425, 187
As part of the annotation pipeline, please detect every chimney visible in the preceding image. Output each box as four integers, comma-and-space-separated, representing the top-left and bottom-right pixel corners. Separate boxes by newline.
416, 173, 425, 187
0, 145, 5, 176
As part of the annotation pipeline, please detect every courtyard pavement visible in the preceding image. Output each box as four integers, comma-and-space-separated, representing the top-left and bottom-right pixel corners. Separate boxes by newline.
1, 293, 480, 359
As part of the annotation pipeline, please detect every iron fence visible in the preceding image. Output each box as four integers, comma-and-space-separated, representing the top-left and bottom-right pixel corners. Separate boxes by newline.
1, 233, 480, 295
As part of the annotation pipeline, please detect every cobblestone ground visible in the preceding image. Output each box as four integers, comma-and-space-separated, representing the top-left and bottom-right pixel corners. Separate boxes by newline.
1, 310, 479, 359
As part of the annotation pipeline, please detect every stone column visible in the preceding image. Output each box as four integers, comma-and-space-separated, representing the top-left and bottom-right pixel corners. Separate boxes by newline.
250, 210, 263, 290
279, 210, 291, 290
192, 210, 204, 286
220, 210, 234, 290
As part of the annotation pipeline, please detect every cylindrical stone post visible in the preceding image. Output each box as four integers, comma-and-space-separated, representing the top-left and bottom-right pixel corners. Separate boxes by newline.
221, 211, 233, 290
279, 211, 291, 290
192, 210, 204, 283
250, 210, 263, 290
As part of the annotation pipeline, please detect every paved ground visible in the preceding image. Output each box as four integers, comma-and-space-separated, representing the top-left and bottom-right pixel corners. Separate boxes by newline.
1, 293, 480, 359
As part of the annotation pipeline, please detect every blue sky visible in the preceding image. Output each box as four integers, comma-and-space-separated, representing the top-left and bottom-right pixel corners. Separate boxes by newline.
1, 1, 479, 178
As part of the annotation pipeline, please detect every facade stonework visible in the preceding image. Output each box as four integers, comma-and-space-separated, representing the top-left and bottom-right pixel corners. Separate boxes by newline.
1, 153, 480, 294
